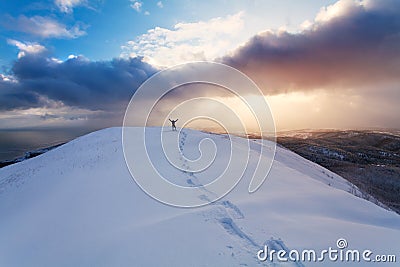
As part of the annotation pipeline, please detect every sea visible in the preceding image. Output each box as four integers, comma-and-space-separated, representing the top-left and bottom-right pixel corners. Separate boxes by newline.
0, 128, 95, 161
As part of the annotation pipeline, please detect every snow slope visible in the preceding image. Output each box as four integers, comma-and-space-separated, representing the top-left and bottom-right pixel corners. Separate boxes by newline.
0, 127, 399, 266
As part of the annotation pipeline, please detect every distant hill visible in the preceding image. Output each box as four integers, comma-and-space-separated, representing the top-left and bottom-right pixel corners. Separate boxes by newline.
278, 129, 400, 214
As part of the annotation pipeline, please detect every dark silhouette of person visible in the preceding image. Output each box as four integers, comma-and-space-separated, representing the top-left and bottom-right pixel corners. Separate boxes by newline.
169, 118, 178, 131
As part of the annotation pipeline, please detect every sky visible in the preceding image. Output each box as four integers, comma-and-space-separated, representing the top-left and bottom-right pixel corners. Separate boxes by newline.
0, 0, 399, 136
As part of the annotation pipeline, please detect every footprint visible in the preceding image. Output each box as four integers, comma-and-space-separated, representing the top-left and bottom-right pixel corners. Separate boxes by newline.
218, 217, 258, 247
221, 200, 245, 219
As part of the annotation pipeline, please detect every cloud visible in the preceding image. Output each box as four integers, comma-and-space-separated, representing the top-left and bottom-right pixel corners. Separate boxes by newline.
54, 0, 86, 13
267, 87, 400, 130
0, 54, 157, 114
0, 74, 17, 83
222, 0, 400, 94
315, 0, 363, 23
0, 104, 108, 129
2, 15, 86, 39
2, 0, 399, 131
157, 1, 163, 8
7, 39, 47, 58
121, 12, 245, 66
130, 1, 142, 12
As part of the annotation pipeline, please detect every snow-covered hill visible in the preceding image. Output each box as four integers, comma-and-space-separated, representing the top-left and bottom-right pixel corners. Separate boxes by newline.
0, 127, 399, 266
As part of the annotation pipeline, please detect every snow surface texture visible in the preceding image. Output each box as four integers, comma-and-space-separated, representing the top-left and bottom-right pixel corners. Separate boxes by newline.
0, 127, 399, 266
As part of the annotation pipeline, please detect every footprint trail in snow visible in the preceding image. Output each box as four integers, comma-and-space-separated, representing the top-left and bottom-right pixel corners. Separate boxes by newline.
176, 129, 301, 266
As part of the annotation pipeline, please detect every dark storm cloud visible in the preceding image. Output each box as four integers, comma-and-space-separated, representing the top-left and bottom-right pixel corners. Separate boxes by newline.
222, 0, 400, 94
0, 83, 43, 110
0, 54, 157, 111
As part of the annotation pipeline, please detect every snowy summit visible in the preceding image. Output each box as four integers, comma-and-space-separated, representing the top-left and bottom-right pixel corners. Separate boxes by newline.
0, 127, 399, 266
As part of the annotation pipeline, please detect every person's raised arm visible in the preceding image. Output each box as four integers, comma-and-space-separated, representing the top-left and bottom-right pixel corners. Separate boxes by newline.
169, 119, 172, 122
